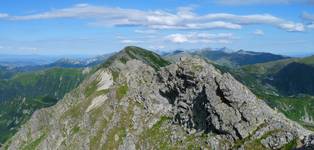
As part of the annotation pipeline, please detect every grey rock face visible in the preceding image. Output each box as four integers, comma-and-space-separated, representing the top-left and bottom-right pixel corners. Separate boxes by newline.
261, 131, 294, 149
302, 134, 314, 150
158, 57, 312, 148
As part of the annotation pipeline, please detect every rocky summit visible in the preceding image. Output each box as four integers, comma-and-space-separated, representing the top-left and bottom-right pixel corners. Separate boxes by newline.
3, 46, 314, 150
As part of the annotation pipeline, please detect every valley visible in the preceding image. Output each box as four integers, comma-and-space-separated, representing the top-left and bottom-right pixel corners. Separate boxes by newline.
0, 67, 86, 143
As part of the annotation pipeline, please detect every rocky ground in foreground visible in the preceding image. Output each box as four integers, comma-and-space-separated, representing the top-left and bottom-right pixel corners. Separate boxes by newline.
3, 46, 314, 150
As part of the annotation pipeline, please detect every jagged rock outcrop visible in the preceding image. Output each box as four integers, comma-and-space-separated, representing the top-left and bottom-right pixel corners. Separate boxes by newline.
158, 57, 312, 149
3, 47, 313, 150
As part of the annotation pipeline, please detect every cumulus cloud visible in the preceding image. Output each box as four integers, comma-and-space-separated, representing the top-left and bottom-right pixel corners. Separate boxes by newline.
0, 4, 305, 31
215, 0, 312, 5
253, 29, 264, 36
166, 32, 234, 44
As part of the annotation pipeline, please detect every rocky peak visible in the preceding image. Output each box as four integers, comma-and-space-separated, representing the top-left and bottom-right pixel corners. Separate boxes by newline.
158, 57, 311, 148
4, 48, 314, 150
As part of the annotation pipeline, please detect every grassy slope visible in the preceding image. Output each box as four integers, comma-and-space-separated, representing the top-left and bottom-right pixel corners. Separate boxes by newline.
242, 55, 314, 75
263, 95, 314, 130
0, 67, 85, 144
222, 56, 314, 130
124, 46, 170, 70
101, 46, 170, 70
0, 66, 19, 79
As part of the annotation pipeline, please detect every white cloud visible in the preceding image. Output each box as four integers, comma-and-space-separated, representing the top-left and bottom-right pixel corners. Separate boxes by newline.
200, 13, 305, 32
215, 0, 311, 5
279, 23, 304, 32
149, 21, 242, 30
253, 29, 264, 36
166, 34, 188, 43
166, 32, 234, 44
121, 40, 143, 44
0, 4, 305, 32
134, 29, 157, 34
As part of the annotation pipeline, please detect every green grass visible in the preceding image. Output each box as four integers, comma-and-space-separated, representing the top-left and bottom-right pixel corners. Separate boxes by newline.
89, 119, 109, 150
22, 133, 47, 150
102, 101, 135, 149
0, 91, 81, 143
71, 126, 80, 135
298, 55, 314, 66
242, 129, 282, 150
84, 79, 99, 97
240, 57, 298, 76
137, 116, 173, 150
116, 84, 128, 100
262, 95, 314, 130
233, 123, 267, 149
301, 123, 314, 131
111, 70, 119, 82
137, 115, 210, 149
191, 64, 203, 72
119, 57, 128, 64
88, 97, 114, 149
124, 46, 170, 70
99, 46, 170, 73
63, 94, 93, 119
64, 76, 110, 120
281, 138, 297, 150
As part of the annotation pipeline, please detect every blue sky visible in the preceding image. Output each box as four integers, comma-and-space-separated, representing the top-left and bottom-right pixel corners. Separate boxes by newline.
0, 0, 314, 56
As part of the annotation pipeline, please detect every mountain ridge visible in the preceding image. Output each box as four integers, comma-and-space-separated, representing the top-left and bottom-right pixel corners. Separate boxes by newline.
3, 47, 314, 150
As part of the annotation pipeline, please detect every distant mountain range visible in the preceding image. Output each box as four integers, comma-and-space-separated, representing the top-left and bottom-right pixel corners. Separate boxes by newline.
46, 53, 113, 68
0, 55, 58, 67
0, 53, 113, 79
163, 47, 290, 67
0, 53, 113, 68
